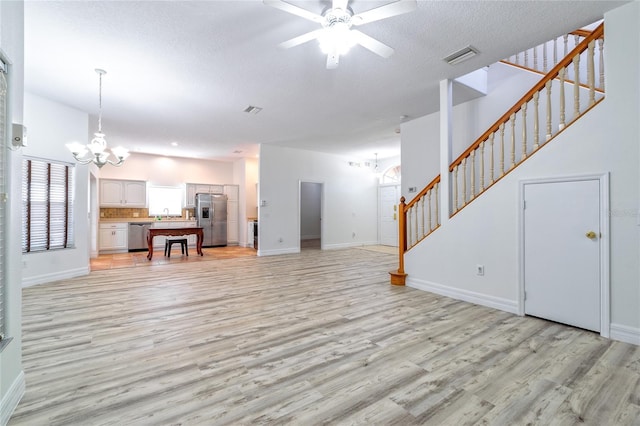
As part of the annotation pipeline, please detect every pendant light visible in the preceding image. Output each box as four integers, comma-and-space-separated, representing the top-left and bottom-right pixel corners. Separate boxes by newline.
66, 69, 129, 168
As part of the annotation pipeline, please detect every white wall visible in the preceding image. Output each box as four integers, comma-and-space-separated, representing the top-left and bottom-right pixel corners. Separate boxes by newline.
259, 144, 378, 255
403, 2, 640, 343
99, 152, 234, 186
0, 0, 24, 422
21, 93, 91, 287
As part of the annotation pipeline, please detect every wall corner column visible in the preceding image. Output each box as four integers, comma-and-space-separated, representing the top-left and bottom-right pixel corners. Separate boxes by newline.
439, 79, 453, 222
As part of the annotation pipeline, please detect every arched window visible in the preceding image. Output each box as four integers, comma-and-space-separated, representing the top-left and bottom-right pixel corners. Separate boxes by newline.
382, 165, 401, 184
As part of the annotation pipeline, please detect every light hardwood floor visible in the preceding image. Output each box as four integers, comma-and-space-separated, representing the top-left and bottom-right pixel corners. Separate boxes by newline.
10, 248, 640, 425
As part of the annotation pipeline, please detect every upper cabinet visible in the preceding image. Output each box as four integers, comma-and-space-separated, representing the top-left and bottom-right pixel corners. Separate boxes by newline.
185, 183, 225, 207
100, 179, 147, 207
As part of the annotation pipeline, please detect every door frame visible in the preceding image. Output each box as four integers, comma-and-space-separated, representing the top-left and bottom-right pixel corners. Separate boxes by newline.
298, 180, 324, 251
518, 173, 610, 337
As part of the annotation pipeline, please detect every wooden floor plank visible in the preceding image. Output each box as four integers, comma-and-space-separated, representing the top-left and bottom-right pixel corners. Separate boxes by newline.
9, 247, 640, 425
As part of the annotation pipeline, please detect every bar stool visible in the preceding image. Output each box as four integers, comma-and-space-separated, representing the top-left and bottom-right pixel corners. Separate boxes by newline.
165, 238, 188, 257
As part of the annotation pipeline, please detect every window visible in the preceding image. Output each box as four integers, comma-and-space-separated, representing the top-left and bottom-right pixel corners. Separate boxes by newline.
382, 165, 401, 184
22, 158, 75, 253
147, 185, 183, 217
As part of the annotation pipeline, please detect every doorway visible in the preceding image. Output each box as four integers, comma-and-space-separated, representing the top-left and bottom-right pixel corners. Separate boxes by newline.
300, 182, 322, 250
379, 184, 401, 246
520, 174, 609, 335
89, 172, 99, 258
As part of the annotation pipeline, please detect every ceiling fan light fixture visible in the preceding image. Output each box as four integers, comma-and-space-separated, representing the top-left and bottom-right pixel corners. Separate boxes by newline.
265, 0, 417, 69
444, 46, 479, 65
318, 24, 355, 55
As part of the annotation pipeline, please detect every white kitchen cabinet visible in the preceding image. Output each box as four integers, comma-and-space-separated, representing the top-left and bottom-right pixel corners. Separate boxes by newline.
99, 223, 128, 252
185, 185, 198, 208
100, 179, 147, 207
100, 180, 124, 206
185, 183, 226, 207
224, 185, 239, 245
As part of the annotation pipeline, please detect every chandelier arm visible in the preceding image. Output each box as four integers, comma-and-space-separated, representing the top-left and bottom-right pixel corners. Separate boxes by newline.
107, 158, 126, 167
71, 153, 96, 165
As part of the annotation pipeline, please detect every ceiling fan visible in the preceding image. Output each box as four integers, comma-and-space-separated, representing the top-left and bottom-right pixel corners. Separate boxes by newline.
264, 0, 417, 69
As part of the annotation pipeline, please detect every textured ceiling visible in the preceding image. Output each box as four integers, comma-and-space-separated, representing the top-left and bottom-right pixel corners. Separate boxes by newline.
24, 0, 625, 162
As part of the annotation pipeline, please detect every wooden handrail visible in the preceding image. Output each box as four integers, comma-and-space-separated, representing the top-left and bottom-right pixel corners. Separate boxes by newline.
570, 28, 603, 39
449, 23, 604, 172
404, 174, 441, 211
498, 60, 605, 94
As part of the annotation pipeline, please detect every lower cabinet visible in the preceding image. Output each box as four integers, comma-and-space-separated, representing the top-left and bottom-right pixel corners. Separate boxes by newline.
99, 223, 128, 252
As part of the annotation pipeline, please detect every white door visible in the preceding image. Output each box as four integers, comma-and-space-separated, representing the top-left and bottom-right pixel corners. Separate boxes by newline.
523, 179, 601, 332
379, 185, 400, 247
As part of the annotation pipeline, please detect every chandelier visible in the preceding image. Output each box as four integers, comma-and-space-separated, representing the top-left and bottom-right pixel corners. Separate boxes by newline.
66, 69, 129, 168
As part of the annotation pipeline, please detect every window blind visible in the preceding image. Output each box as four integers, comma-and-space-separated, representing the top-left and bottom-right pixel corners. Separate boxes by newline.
22, 158, 74, 253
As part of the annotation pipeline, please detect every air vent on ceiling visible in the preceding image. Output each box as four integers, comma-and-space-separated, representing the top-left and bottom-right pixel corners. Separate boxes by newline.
243, 105, 263, 115
444, 46, 479, 65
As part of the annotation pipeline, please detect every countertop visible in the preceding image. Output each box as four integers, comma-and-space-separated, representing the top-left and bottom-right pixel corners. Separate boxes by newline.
100, 218, 197, 224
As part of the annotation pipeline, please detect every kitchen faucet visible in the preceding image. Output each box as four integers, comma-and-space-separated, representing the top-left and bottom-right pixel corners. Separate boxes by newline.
163, 208, 169, 219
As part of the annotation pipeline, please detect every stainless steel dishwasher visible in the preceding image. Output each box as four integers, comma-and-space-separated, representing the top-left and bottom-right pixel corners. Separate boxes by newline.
128, 222, 153, 251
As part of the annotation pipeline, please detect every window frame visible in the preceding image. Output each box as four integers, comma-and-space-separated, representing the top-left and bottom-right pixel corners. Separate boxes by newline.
147, 185, 184, 217
22, 156, 75, 253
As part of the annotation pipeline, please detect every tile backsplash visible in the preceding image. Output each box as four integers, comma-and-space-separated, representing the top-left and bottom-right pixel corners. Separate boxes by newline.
100, 208, 195, 219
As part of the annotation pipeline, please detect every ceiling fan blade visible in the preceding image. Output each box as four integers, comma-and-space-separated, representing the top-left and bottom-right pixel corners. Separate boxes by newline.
332, 0, 349, 11
278, 29, 324, 49
263, 0, 323, 23
351, 30, 394, 58
326, 50, 340, 69
352, 0, 417, 26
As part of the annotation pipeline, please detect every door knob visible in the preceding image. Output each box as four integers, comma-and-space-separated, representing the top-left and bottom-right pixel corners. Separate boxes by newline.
585, 231, 597, 239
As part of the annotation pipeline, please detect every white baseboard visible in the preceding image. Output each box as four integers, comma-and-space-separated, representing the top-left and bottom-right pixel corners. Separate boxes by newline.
610, 323, 640, 345
1, 370, 24, 426
258, 247, 300, 256
407, 277, 519, 315
22, 266, 89, 288
323, 241, 379, 250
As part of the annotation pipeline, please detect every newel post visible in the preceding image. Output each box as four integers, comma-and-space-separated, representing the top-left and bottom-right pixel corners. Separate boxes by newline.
389, 196, 407, 286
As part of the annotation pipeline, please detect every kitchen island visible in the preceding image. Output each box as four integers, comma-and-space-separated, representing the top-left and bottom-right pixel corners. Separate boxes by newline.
147, 227, 204, 260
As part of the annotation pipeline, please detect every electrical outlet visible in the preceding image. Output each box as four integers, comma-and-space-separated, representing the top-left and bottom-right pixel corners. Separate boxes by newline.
476, 264, 484, 276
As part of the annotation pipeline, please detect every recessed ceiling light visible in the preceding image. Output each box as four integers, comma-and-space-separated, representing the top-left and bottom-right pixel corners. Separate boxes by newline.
170, 141, 179, 146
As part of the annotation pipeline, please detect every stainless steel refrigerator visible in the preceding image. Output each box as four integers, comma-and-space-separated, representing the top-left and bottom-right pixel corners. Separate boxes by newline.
195, 193, 228, 247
